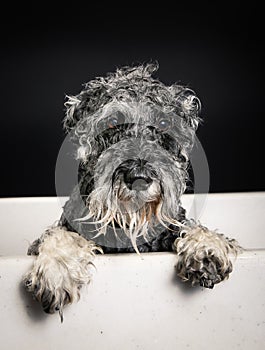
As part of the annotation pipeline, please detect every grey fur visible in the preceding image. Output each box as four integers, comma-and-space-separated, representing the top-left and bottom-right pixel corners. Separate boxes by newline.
23, 63, 241, 320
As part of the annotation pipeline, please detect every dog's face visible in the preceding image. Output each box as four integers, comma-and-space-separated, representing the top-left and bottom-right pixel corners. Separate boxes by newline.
63, 64, 201, 251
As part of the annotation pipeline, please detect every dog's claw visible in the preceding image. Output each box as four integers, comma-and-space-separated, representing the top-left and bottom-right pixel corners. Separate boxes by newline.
24, 279, 32, 287
59, 309, 64, 323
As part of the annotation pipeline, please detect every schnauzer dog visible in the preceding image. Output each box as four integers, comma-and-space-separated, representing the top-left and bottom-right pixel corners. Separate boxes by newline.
23, 63, 240, 321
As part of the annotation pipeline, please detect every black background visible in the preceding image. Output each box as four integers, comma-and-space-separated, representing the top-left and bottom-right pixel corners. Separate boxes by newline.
1, 2, 264, 197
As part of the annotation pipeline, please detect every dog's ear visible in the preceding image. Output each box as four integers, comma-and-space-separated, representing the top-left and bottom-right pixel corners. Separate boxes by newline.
63, 84, 110, 133
171, 86, 202, 130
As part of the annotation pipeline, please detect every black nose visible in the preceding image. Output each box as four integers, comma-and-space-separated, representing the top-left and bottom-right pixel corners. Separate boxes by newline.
124, 172, 153, 191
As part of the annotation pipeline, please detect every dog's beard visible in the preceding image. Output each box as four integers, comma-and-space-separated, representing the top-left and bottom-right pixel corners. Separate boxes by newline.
77, 176, 184, 253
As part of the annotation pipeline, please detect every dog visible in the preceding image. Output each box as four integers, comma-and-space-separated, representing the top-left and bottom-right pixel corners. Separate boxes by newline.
23, 63, 241, 321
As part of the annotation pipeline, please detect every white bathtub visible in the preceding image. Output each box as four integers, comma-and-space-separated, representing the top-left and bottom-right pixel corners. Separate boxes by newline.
0, 193, 265, 350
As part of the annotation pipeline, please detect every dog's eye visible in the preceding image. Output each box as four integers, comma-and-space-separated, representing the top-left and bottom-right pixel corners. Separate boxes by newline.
157, 118, 171, 131
107, 112, 125, 128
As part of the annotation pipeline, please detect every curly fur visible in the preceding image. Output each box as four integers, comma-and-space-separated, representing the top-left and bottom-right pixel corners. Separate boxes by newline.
64, 62, 201, 133
23, 62, 241, 320
23, 227, 102, 321
174, 224, 241, 288
59, 63, 201, 252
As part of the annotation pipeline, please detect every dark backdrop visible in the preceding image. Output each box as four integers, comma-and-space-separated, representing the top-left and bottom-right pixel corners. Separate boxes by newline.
1, 3, 264, 197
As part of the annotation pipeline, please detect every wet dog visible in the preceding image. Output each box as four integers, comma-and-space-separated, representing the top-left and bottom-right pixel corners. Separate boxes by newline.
23, 63, 240, 321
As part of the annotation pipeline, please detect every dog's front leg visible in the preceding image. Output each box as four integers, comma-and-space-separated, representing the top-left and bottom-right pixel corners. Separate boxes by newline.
173, 224, 242, 288
23, 227, 102, 320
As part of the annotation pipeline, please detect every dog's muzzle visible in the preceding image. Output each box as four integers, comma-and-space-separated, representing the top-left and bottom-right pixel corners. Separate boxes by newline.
112, 159, 157, 191
124, 172, 153, 191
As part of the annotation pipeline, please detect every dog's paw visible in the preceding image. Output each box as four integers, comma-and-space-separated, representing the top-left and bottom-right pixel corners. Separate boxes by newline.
23, 269, 74, 320
23, 254, 85, 320
23, 227, 102, 320
173, 225, 241, 288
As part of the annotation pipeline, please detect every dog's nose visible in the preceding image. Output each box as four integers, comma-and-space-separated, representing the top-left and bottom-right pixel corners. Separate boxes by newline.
124, 172, 153, 191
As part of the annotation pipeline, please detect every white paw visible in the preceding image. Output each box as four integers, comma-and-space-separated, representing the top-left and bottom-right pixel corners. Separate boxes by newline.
173, 225, 241, 288
23, 227, 102, 320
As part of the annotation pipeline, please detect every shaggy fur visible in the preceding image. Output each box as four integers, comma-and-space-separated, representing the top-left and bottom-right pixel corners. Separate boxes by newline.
23, 62, 241, 320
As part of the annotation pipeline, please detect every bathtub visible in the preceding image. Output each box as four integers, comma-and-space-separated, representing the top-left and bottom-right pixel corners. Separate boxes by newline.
0, 193, 264, 349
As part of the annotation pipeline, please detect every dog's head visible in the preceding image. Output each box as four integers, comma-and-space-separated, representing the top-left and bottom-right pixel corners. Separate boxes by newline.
63, 63, 201, 251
